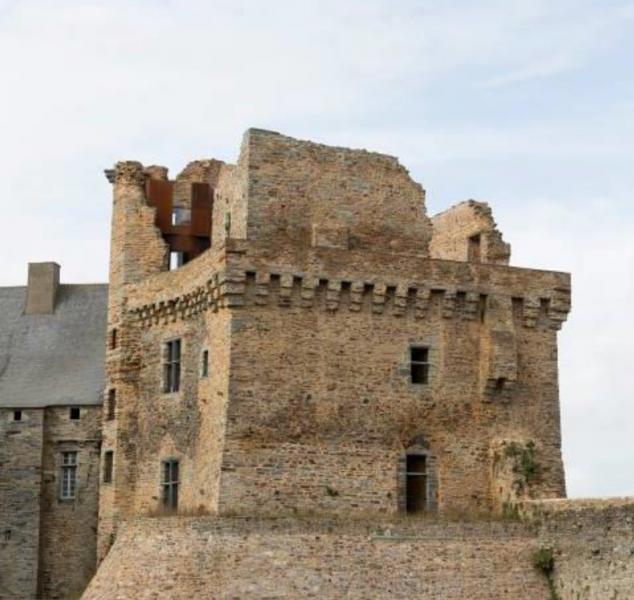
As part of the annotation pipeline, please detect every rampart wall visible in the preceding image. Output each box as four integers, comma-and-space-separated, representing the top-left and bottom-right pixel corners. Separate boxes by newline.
83, 499, 634, 600
527, 498, 634, 599
83, 516, 549, 600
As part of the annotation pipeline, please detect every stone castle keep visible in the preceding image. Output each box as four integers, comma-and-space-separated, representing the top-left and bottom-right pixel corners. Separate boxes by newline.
1, 129, 633, 599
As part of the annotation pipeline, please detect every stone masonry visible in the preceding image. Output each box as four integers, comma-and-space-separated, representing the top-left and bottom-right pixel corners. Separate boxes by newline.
4, 128, 632, 599
0, 268, 106, 599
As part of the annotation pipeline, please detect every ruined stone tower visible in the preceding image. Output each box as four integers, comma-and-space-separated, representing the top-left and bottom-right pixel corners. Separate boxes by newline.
97, 128, 571, 559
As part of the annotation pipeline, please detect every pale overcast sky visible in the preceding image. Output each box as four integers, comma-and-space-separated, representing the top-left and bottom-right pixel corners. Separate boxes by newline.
1, 0, 633, 498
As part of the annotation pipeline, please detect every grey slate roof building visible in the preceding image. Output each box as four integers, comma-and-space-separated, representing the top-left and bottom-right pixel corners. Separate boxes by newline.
0, 263, 108, 600
0, 264, 108, 407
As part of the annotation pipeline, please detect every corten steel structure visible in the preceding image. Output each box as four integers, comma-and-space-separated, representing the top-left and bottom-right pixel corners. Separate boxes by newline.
97, 128, 571, 561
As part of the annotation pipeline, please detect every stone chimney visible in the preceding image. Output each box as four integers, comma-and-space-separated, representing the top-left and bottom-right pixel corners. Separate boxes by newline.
25, 262, 60, 315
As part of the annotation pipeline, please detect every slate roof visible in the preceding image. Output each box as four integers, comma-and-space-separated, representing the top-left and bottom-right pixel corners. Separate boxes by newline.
0, 284, 108, 408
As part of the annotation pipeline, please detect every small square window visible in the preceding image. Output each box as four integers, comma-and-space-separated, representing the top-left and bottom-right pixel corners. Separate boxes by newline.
13, 410, 22, 422
69, 407, 81, 420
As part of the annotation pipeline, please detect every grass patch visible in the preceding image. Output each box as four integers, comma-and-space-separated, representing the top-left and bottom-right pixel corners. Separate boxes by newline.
505, 440, 541, 484
532, 546, 559, 600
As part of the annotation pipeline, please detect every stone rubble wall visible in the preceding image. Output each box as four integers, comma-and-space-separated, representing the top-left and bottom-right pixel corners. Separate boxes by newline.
83, 499, 634, 600
430, 200, 511, 265
242, 129, 433, 256
0, 408, 44, 599
0, 406, 101, 600
38, 406, 101, 600
524, 498, 634, 600
82, 516, 550, 600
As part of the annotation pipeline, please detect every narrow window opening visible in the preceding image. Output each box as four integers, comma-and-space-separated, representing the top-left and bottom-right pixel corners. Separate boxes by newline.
110, 328, 117, 350
3, 530, 10, 541
410, 347, 430, 384
479, 294, 488, 323
161, 459, 179, 510
406, 454, 427, 513
468, 234, 482, 263
69, 407, 80, 420
107, 389, 116, 420
103, 451, 114, 484
201, 350, 209, 378
163, 339, 181, 393
13, 410, 22, 422
60, 451, 78, 499
169, 251, 189, 270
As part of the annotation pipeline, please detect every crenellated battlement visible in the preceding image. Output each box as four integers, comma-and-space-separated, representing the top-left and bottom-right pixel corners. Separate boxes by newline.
127, 264, 570, 332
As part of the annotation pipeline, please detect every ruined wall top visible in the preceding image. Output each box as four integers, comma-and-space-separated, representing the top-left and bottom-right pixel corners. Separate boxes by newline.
430, 200, 511, 265
233, 129, 433, 256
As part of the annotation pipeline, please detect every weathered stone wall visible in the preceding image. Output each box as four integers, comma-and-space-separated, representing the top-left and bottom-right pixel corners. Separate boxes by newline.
214, 251, 567, 517
430, 200, 510, 265
39, 406, 101, 600
109, 244, 568, 521
0, 405, 101, 600
124, 305, 231, 517
524, 498, 634, 600
243, 129, 433, 256
0, 407, 43, 599
83, 516, 550, 600
99, 160, 169, 559
96, 130, 573, 593
83, 500, 634, 600
172, 159, 223, 208
213, 162, 249, 247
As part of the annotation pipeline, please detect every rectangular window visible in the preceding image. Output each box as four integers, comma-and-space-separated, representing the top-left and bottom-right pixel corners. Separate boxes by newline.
163, 339, 181, 393
406, 454, 428, 513
110, 328, 117, 350
161, 459, 179, 510
201, 350, 209, 378
69, 407, 80, 420
468, 233, 482, 263
60, 451, 78, 499
12, 410, 22, 422
107, 389, 116, 420
410, 347, 430, 384
103, 451, 114, 483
